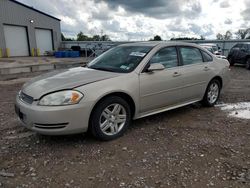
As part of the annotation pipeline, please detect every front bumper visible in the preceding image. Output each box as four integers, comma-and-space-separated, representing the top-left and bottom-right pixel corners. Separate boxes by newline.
15, 96, 93, 135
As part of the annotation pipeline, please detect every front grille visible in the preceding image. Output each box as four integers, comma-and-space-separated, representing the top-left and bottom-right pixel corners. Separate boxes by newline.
19, 91, 33, 104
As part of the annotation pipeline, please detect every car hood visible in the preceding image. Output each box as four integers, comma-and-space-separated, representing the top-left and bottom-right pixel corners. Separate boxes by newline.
22, 67, 121, 99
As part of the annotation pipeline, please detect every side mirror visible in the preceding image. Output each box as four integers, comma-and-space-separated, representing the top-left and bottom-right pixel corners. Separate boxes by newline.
147, 63, 165, 72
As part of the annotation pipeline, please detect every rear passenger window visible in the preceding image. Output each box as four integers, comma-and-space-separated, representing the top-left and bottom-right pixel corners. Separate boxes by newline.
150, 47, 178, 68
233, 44, 242, 49
179, 47, 203, 65
201, 50, 213, 62
242, 44, 248, 51
247, 44, 250, 50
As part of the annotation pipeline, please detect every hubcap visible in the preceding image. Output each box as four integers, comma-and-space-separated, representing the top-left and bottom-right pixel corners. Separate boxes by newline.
207, 82, 219, 104
99, 103, 127, 136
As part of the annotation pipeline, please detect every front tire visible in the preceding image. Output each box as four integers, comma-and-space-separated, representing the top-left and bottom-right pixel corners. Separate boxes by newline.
246, 58, 250, 70
90, 96, 131, 141
202, 79, 221, 107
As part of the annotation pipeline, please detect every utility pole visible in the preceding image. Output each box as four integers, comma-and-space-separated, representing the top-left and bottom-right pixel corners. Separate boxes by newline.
100, 30, 103, 41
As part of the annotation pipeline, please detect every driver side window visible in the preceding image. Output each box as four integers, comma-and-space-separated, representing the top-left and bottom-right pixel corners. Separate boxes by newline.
150, 47, 178, 68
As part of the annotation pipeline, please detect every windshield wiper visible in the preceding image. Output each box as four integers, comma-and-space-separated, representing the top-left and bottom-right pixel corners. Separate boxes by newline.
89, 66, 116, 72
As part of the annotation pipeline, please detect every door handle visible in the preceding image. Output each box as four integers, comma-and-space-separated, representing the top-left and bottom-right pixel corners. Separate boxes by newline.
203, 66, 210, 71
173, 72, 181, 77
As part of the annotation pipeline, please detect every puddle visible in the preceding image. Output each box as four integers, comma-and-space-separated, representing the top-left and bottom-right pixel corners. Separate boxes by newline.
216, 102, 250, 120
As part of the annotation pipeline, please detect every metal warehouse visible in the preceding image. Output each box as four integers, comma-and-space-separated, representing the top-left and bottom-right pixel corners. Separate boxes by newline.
0, 0, 61, 57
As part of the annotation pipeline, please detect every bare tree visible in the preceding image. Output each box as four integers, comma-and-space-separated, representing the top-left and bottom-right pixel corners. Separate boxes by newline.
235, 28, 250, 39
216, 33, 224, 40
216, 31, 232, 40
224, 31, 232, 40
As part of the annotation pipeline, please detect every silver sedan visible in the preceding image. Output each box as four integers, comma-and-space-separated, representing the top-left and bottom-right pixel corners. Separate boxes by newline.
15, 42, 230, 140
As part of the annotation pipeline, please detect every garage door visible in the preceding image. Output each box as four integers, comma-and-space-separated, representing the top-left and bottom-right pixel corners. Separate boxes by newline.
35, 29, 53, 56
4, 25, 29, 57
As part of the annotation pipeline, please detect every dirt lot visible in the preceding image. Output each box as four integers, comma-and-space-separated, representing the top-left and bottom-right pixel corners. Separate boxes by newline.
0, 66, 249, 188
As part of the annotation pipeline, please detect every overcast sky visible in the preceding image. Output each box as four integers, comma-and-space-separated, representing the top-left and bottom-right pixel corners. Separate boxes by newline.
18, 0, 250, 41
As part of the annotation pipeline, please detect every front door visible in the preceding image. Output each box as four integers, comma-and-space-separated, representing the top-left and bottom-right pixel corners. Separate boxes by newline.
139, 46, 183, 113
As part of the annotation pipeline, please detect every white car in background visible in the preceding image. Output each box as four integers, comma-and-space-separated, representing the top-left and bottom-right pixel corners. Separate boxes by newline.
200, 44, 227, 59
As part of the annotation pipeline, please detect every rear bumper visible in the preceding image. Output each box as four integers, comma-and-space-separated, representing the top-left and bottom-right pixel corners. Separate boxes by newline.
15, 96, 93, 135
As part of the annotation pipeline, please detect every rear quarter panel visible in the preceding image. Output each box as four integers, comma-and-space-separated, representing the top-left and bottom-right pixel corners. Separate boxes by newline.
211, 57, 230, 90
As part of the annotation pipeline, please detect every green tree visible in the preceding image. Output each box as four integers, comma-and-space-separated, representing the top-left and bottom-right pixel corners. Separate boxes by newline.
170, 37, 200, 40
92, 35, 101, 41
101, 34, 111, 41
200, 35, 205, 40
77, 32, 90, 41
76, 32, 111, 41
61, 33, 66, 41
149, 35, 162, 41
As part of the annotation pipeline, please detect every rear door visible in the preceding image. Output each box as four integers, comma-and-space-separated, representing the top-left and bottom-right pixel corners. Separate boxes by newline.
238, 44, 249, 63
176, 46, 213, 102
232, 44, 243, 63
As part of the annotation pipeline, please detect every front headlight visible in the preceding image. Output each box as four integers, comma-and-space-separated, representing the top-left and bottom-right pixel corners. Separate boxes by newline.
38, 90, 83, 106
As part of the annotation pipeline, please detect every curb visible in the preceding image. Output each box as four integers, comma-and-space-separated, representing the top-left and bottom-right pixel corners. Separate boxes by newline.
0, 61, 87, 75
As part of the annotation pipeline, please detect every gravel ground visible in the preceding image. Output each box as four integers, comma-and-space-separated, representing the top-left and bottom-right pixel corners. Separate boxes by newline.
0, 66, 250, 188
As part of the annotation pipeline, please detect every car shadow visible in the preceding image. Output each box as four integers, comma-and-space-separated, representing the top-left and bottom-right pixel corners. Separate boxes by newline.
28, 102, 205, 145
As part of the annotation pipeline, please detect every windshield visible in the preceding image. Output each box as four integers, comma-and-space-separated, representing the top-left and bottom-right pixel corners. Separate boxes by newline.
88, 46, 153, 73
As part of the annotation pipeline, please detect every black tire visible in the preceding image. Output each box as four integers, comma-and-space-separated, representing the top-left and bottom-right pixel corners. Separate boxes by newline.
90, 96, 131, 141
246, 58, 250, 70
228, 56, 234, 66
201, 79, 221, 107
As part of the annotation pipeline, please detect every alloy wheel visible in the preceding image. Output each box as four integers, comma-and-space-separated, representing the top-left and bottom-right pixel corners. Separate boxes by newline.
99, 103, 127, 136
207, 82, 219, 104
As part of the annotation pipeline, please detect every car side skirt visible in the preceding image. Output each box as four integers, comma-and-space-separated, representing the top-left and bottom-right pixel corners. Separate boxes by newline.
134, 99, 201, 119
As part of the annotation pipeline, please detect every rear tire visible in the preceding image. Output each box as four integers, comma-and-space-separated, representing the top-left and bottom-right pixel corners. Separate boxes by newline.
202, 79, 221, 107
246, 58, 250, 70
90, 96, 131, 141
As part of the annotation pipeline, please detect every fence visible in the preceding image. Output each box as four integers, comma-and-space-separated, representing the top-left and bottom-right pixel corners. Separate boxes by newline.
61, 39, 250, 57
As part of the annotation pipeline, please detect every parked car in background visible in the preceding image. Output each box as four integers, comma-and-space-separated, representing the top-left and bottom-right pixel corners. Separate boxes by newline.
200, 44, 226, 59
15, 42, 230, 141
227, 43, 250, 70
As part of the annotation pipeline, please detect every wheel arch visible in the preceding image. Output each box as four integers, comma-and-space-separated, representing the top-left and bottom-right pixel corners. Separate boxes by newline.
88, 91, 136, 128
210, 76, 223, 89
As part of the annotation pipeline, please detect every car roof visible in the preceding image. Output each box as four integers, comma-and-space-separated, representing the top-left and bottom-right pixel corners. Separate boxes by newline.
236, 42, 250, 44
120, 41, 202, 48
200, 43, 217, 46
202, 46, 212, 48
